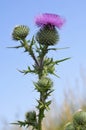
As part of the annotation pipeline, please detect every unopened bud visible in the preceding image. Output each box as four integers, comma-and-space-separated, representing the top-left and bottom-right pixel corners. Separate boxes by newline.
12, 25, 29, 41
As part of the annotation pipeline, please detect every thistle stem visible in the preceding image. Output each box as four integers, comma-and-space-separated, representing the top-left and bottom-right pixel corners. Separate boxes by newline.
38, 75, 44, 130
22, 39, 39, 66
37, 46, 48, 130
22, 39, 49, 130
38, 93, 45, 130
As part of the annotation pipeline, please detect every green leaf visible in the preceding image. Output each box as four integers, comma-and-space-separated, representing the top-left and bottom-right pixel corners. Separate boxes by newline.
48, 47, 70, 51
45, 101, 51, 110
55, 57, 71, 64
11, 120, 27, 127
47, 89, 54, 96
7, 45, 23, 49
52, 73, 60, 78
17, 66, 36, 75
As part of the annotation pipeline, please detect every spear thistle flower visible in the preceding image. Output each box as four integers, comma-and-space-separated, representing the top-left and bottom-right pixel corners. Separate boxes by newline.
35, 13, 65, 45
35, 13, 65, 29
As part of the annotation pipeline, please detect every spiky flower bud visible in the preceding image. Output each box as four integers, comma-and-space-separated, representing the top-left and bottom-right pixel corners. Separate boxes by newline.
12, 25, 29, 41
73, 111, 86, 127
64, 122, 75, 130
37, 77, 53, 90
25, 111, 36, 122
36, 25, 59, 46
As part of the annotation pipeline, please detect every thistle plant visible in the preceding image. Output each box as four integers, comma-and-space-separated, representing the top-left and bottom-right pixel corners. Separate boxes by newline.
11, 13, 69, 130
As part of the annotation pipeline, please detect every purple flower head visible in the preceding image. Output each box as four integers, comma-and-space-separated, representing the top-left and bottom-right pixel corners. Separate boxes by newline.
35, 13, 65, 29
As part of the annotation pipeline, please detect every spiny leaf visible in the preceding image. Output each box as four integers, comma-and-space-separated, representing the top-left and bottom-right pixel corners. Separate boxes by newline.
17, 67, 35, 75
48, 47, 70, 51
55, 57, 71, 64
47, 89, 54, 96
52, 73, 60, 78
7, 45, 23, 49
45, 101, 51, 110
11, 120, 27, 127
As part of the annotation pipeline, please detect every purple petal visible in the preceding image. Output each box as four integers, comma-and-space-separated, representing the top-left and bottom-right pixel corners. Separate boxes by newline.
35, 13, 65, 29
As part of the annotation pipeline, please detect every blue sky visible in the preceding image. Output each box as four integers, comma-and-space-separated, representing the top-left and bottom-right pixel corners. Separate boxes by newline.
0, 0, 86, 128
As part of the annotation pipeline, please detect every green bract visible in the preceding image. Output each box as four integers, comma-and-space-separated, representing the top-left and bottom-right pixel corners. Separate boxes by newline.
25, 111, 36, 122
12, 25, 29, 40
34, 77, 53, 93
38, 77, 52, 87
36, 25, 59, 45
73, 111, 86, 127
64, 122, 75, 130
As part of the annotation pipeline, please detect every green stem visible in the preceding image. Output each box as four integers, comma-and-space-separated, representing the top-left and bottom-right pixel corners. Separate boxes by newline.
37, 46, 48, 130
22, 40, 49, 130
38, 96, 43, 130
38, 75, 44, 130
38, 91, 46, 130
22, 39, 39, 66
